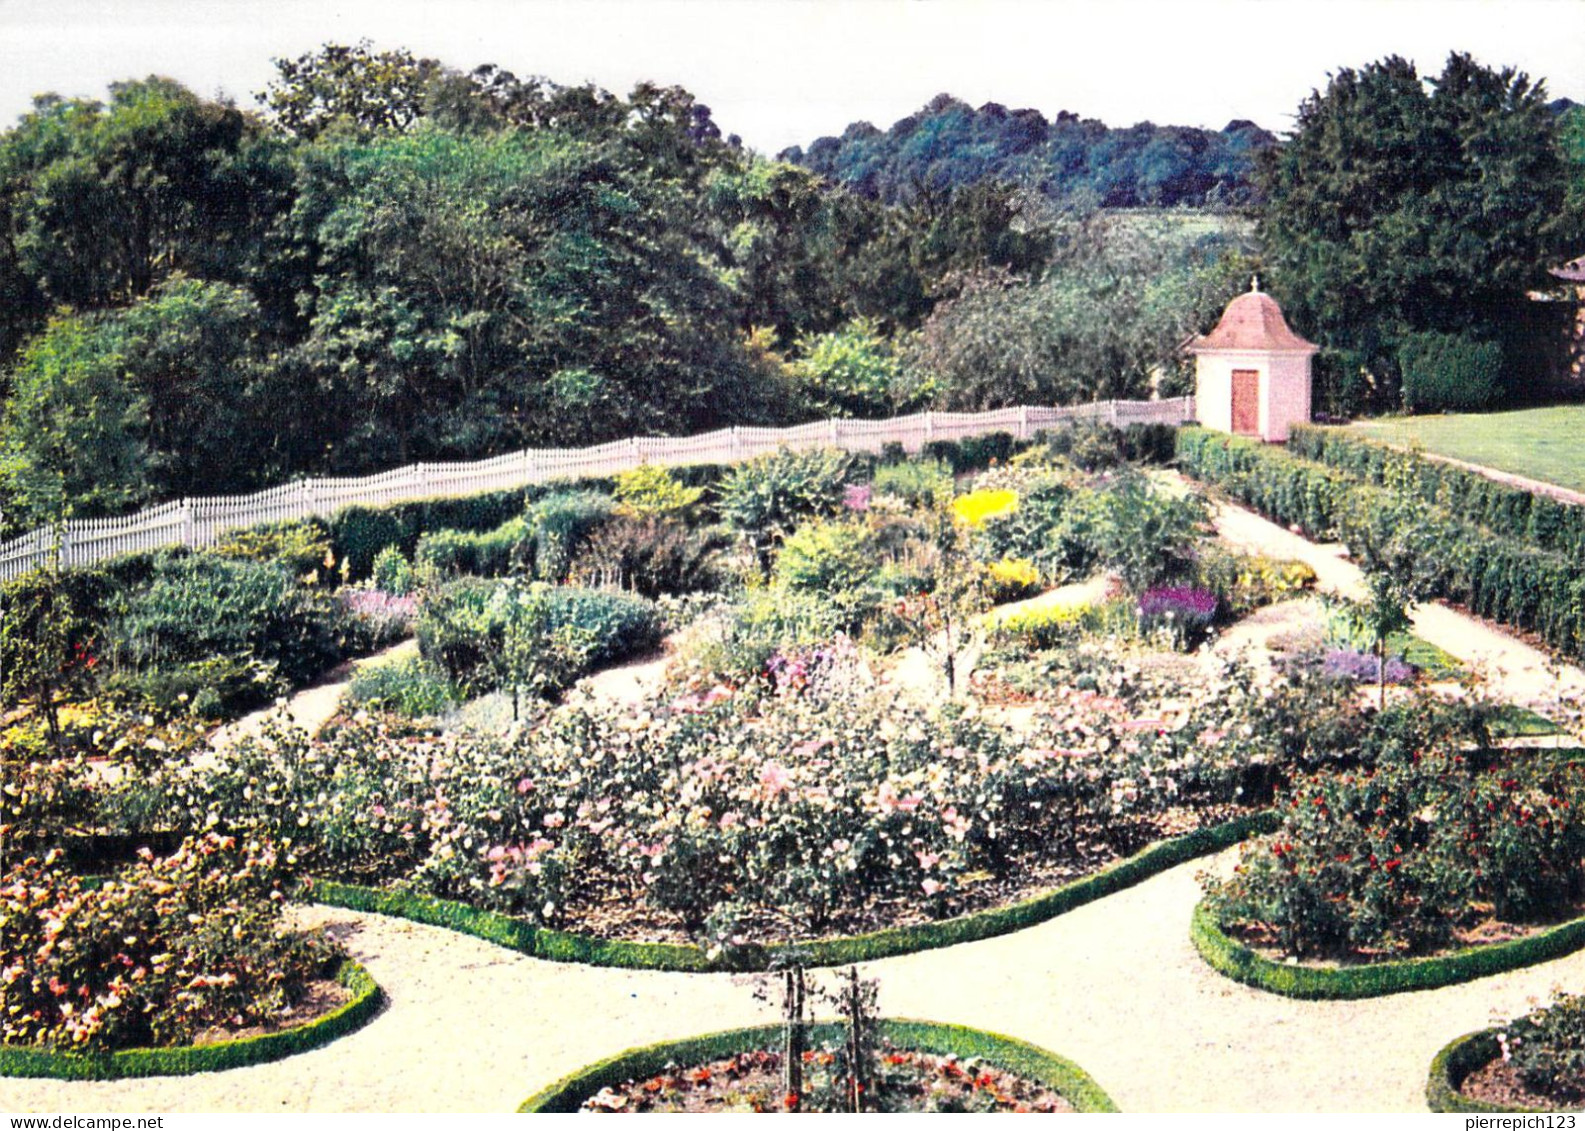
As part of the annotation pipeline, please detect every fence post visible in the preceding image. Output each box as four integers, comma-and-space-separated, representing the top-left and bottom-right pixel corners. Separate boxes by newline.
923, 412, 934, 443
1109, 400, 1120, 426
828, 418, 840, 447
1018, 405, 1029, 440
181, 500, 195, 548
731, 426, 742, 460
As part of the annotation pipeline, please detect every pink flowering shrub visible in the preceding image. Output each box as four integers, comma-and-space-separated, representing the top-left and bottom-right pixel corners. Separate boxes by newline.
0, 834, 335, 1052
154, 642, 1318, 946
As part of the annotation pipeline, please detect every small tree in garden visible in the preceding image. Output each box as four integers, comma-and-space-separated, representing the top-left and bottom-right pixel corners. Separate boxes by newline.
1326, 572, 1415, 708
490, 582, 598, 721
1, 554, 95, 752
894, 508, 989, 696
766, 955, 810, 1112
837, 965, 879, 1113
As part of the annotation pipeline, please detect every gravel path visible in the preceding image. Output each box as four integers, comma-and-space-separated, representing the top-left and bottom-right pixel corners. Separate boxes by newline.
210, 639, 419, 749
1192, 475, 1585, 716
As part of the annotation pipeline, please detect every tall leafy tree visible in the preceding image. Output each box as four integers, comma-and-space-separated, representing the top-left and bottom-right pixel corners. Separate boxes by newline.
1258, 53, 1577, 411
2, 80, 291, 311
259, 41, 443, 141
0, 314, 149, 531
907, 210, 1249, 409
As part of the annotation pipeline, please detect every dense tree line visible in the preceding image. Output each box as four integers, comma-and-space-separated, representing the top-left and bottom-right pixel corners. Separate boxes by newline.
0, 46, 1073, 535
2, 45, 1574, 536
780, 93, 1276, 208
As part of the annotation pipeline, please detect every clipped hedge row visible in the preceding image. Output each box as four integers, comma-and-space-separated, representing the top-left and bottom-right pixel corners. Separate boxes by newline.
1191, 902, 1585, 1001
1175, 428, 1585, 662
0, 960, 381, 1081
517, 1018, 1119, 1113
1289, 424, 1585, 562
313, 811, 1277, 973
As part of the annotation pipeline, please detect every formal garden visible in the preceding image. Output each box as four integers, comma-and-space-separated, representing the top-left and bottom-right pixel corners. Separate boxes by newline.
0, 30, 1582, 1109
4, 414, 1585, 1111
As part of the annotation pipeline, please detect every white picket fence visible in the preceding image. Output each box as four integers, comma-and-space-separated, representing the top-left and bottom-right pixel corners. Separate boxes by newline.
0, 397, 1194, 580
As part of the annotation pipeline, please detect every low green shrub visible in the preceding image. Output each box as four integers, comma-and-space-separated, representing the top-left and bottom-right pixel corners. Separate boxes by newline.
574, 514, 725, 597
347, 653, 458, 717
870, 459, 955, 509
677, 589, 845, 687
525, 490, 615, 582
1190, 545, 1317, 621
922, 431, 1018, 473
612, 464, 704, 519
370, 545, 417, 596
328, 487, 530, 580
772, 518, 882, 620
717, 447, 853, 546
1052, 472, 1206, 591
103, 554, 348, 714
990, 602, 1096, 650
212, 520, 332, 577
414, 518, 532, 580
416, 579, 662, 698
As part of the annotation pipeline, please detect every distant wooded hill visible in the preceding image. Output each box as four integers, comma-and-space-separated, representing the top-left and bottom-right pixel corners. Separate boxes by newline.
779, 94, 1277, 207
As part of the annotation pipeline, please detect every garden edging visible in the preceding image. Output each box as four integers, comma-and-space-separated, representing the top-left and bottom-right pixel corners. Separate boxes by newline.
310, 810, 1278, 972
1425, 1030, 1558, 1113
1191, 902, 1585, 1000
515, 1017, 1119, 1112
0, 959, 382, 1080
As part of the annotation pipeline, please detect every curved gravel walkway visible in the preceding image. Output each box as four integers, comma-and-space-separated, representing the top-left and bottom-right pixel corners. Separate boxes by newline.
1196, 477, 1585, 715
7, 851, 1584, 1113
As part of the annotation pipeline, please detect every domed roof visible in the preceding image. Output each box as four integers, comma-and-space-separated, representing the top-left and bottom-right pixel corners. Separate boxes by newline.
1187, 282, 1317, 354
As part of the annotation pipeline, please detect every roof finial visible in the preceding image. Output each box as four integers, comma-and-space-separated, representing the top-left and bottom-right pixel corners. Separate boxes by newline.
1251, 274, 1260, 293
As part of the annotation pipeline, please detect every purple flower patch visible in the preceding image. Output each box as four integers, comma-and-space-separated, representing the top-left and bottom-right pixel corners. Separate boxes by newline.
1318, 648, 1417, 685
1137, 586, 1219, 622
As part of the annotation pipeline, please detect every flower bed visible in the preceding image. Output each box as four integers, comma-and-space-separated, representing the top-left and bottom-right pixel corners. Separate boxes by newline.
1190, 900, 1585, 1000
1426, 1030, 1565, 1114
517, 1019, 1118, 1113
0, 960, 380, 1081
1198, 693, 1585, 982
165, 640, 1302, 955
0, 834, 378, 1079
311, 810, 1275, 972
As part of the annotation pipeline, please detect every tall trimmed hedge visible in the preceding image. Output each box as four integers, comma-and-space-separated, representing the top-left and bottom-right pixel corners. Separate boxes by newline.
1175, 428, 1585, 662
1288, 424, 1585, 562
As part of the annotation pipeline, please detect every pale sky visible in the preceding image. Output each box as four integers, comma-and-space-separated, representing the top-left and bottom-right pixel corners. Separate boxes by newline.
1, 0, 1582, 154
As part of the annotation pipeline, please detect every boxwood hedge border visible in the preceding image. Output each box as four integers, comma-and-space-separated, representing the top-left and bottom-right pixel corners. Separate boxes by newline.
311, 810, 1278, 972
1191, 901, 1585, 1000
516, 1017, 1119, 1112
0, 959, 382, 1080
1425, 1029, 1564, 1113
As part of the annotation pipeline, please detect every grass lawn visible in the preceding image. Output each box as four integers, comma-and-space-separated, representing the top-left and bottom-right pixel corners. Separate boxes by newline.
1352, 405, 1585, 493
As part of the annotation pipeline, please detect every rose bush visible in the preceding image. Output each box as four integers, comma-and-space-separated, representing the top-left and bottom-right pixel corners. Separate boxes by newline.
1, 834, 336, 1053
1203, 697, 1585, 959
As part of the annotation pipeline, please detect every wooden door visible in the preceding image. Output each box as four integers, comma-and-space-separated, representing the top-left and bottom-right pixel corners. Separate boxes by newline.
1231, 369, 1260, 435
